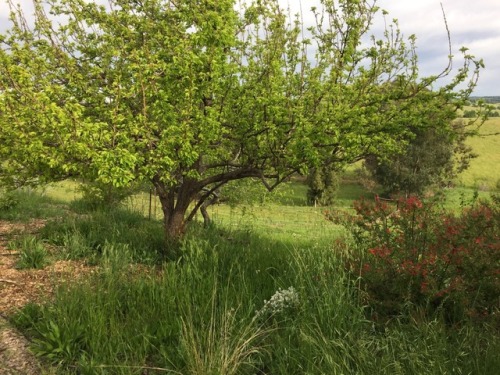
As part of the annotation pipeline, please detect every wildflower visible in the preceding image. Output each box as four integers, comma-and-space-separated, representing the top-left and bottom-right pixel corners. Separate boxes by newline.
256, 286, 300, 319
404, 195, 423, 209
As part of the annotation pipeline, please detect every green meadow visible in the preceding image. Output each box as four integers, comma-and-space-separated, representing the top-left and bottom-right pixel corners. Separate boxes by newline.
458, 116, 500, 189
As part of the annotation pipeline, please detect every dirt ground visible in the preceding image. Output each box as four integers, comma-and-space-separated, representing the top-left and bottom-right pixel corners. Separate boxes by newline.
0, 220, 92, 374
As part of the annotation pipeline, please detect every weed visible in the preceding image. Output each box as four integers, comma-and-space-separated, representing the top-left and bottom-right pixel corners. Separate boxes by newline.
32, 320, 85, 365
13, 236, 49, 269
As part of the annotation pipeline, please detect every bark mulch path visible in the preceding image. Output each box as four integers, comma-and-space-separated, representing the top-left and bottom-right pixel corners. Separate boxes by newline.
0, 219, 93, 374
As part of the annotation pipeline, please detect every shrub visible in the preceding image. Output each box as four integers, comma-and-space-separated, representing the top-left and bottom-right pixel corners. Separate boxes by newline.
306, 167, 339, 206
74, 180, 142, 211
0, 190, 20, 210
328, 195, 500, 324
363, 121, 475, 197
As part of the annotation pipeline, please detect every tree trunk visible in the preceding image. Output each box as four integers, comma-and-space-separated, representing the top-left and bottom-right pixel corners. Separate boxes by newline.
164, 209, 187, 240
154, 178, 196, 257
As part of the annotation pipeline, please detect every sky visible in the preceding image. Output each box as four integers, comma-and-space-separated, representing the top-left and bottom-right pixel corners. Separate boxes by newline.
280, 0, 500, 96
1, 0, 499, 96
373, 0, 500, 96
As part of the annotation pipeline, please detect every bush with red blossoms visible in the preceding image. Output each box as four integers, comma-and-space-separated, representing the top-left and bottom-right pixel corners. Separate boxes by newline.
328, 194, 500, 324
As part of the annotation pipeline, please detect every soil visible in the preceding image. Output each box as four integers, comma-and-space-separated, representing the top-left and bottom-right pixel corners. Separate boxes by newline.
0, 219, 93, 374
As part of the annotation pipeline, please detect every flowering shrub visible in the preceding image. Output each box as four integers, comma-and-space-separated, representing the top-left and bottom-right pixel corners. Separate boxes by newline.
328, 195, 500, 324
256, 287, 300, 321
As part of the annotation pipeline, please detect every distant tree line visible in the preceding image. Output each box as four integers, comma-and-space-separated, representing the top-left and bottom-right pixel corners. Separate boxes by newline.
463, 109, 500, 118
469, 96, 500, 104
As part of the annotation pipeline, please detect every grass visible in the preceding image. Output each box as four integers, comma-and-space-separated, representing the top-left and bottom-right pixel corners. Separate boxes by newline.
0, 188, 64, 221
457, 116, 500, 190
10, 224, 499, 374
10, 235, 49, 269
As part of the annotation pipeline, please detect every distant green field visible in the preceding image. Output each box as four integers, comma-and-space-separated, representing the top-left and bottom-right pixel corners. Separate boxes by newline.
457, 116, 500, 189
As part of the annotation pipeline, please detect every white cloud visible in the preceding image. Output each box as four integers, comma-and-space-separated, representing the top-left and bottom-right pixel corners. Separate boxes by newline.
281, 0, 500, 95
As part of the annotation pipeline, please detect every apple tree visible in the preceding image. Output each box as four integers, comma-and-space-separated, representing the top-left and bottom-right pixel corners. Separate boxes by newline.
0, 0, 482, 253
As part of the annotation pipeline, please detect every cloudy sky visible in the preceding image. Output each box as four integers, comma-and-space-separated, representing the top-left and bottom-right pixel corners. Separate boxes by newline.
1, 0, 499, 95
281, 0, 500, 96
374, 0, 500, 96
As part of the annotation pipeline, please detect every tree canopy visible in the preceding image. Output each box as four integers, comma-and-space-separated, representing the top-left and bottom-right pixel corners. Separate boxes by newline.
0, 0, 483, 251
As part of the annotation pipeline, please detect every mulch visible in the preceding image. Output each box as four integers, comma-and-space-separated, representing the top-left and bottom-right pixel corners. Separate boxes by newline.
0, 219, 93, 374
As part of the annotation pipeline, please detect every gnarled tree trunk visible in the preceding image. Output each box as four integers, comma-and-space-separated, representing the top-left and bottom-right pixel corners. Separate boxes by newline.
154, 177, 197, 256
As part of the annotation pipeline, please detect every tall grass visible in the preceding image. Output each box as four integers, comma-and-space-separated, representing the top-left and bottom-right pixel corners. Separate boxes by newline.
0, 188, 63, 221
39, 207, 165, 264
2, 150, 498, 374
11, 223, 499, 374
11, 235, 49, 269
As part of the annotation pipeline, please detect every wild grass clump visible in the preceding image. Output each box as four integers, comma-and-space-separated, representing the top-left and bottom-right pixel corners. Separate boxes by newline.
10, 235, 49, 269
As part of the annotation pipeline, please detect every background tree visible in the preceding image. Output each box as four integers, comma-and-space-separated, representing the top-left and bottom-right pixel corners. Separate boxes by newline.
307, 167, 339, 207
0, 0, 482, 254
364, 118, 476, 197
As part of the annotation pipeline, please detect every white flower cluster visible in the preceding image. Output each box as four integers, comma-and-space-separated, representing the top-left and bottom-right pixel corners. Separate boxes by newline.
256, 286, 300, 318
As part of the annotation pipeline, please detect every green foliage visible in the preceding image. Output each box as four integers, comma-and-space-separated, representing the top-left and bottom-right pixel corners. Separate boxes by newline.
179, 283, 269, 375
330, 195, 500, 324
0, 189, 19, 210
463, 109, 477, 118
12, 235, 49, 269
218, 178, 273, 207
40, 207, 165, 264
306, 167, 340, 206
9, 302, 45, 335
364, 120, 475, 196
75, 180, 140, 211
32, 319, 85, 365
0, 0, 483, 245
0, 189, 61, 221
13, 225, 499, 374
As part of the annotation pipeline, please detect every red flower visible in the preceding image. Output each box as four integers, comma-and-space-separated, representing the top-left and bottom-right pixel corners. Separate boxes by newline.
420, 281, 429, 293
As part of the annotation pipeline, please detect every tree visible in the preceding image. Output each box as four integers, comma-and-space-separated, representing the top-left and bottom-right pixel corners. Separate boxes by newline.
307, 166, 339, 207
0, 0, 482, 253
362, 82, 479, 197
364, 118, 475, 197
